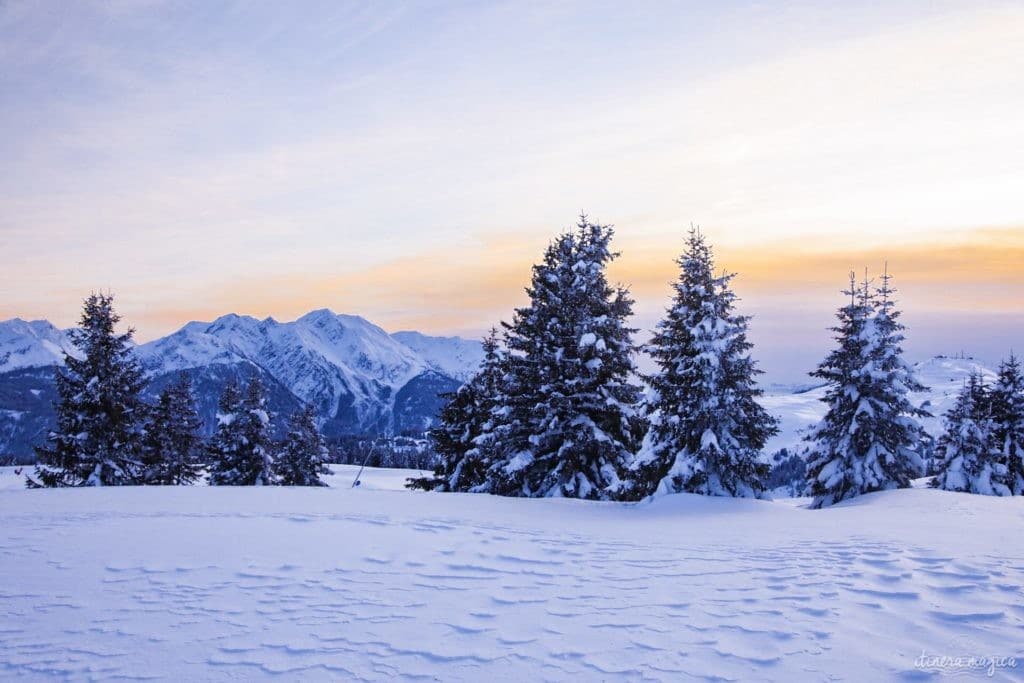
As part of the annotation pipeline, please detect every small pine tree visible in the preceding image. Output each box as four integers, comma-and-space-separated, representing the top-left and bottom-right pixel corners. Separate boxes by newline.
408, 329, 505, 492
805, 269, 928, 508
275, 404, 329, 486
207, 377, 275, 486
206, 379, 245, 486
626, 228, 777, 499
989, 354, 1024, 495
485, 216, 642, 499
932, 373, 1010, 495
140, 374, 204, 485
31, 293, 147, 487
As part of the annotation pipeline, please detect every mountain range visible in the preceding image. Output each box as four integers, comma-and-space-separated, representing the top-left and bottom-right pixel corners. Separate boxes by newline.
0, 311, 998, 465
0, 310, 485, 461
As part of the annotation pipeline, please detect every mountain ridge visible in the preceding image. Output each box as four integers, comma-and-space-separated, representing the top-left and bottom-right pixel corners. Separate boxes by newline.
0, 310, 486, 460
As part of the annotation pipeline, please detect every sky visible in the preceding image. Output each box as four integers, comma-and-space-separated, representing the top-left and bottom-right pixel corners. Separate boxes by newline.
1, 0, 1022, 384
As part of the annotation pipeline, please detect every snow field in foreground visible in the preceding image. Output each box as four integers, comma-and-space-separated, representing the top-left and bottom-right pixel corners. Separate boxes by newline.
1, 465, 1022, 681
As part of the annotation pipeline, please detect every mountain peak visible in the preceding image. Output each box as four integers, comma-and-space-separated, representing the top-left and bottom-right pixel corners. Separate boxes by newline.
298, 308, 337, 322
392, 330, 486, 382
0, 318, 78, 372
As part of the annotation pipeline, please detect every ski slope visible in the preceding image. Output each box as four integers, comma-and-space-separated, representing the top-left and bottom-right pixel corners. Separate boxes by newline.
1, 465, 1021, 681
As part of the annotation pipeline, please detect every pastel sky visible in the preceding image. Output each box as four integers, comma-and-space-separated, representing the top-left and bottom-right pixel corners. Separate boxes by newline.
2, 1, 1022, 383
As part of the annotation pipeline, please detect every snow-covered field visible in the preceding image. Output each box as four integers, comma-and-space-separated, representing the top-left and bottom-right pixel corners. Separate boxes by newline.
1, 464, 1022, 681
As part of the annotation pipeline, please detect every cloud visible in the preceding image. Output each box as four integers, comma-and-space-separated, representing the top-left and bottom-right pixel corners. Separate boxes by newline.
1, 0, 1022, 373
55, 224, 1015, 345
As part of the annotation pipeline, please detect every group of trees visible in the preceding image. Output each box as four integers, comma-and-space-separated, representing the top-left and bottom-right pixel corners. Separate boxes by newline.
412, 218, 780, 501
414, 215, 1024, 507
26, 219, 1024, 508
932, 358, 1024, 496
205, 378, 330, 487
29, 294, 330, 488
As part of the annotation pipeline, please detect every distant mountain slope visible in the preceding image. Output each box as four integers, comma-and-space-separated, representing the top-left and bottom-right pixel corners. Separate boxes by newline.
0, 312, 483, 461
390, 331, 486, 382
0, 319, 78, 373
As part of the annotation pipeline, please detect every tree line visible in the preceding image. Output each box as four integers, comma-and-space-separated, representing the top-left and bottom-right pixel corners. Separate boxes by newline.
24, 217, 1024, 506
411, 216, 1024, 506
29, 294, 330, 488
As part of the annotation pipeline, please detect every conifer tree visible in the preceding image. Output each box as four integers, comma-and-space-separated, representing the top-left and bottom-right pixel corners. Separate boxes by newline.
626, 228, 777, 499
989, 354, 1024, 495
31, 293, 146, 487
274, 404, 329, 486
408, 329, 505, 492
486, 216, 641, 499
932, 373, 1010, 495
140, 374, 203, 485
207, 377, 275, 486
805, 270, 928, 507
206, 380, 244, 486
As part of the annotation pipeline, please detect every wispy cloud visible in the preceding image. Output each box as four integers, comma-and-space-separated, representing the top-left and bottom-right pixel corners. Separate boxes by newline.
0, 1, 1021, 379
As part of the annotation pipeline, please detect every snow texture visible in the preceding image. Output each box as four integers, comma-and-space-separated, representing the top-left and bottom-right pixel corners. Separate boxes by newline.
0, 465, 1021, 680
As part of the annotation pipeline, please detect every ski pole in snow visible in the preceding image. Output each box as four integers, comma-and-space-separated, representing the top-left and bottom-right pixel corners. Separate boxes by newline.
351, 440, 377, 488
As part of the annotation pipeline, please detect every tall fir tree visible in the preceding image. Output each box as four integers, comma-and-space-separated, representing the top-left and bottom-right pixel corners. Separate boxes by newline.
408, 329, 506, 492
485, 216, 642, 500
31, 293, 147, 487
626, 228, 777, 499
274, 404, 329, 486
989, 354, 1024, 495
932, 373, 1010, 496
805, 269, 928, 508
207, 377, 275, 486
140, 374, 203, 485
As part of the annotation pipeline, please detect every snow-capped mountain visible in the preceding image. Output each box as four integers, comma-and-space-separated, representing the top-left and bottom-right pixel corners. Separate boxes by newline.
760, 355, 1000, 455
390, 331, 486, 382
0, 319, 78, 373
0, 308, 1002, 467
135, 309, 482, 438
0, 311, 485, 460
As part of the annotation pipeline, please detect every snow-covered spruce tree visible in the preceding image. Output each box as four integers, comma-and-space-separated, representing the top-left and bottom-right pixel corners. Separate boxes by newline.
485, 216, 642, 500
805, 270, 928, 508
207, 377, 275, 486
625, 228, 777, 500
989, 354, 1024, 495
274, 404, 329, 486
408, 329, 506, 492
31, 293, 147, 487
932, 373, 1010, 495
140, 373, 203, 485
206, 380, 245, 485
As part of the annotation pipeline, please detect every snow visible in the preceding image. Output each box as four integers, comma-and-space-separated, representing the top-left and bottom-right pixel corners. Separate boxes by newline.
1, 465, 1021, 681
